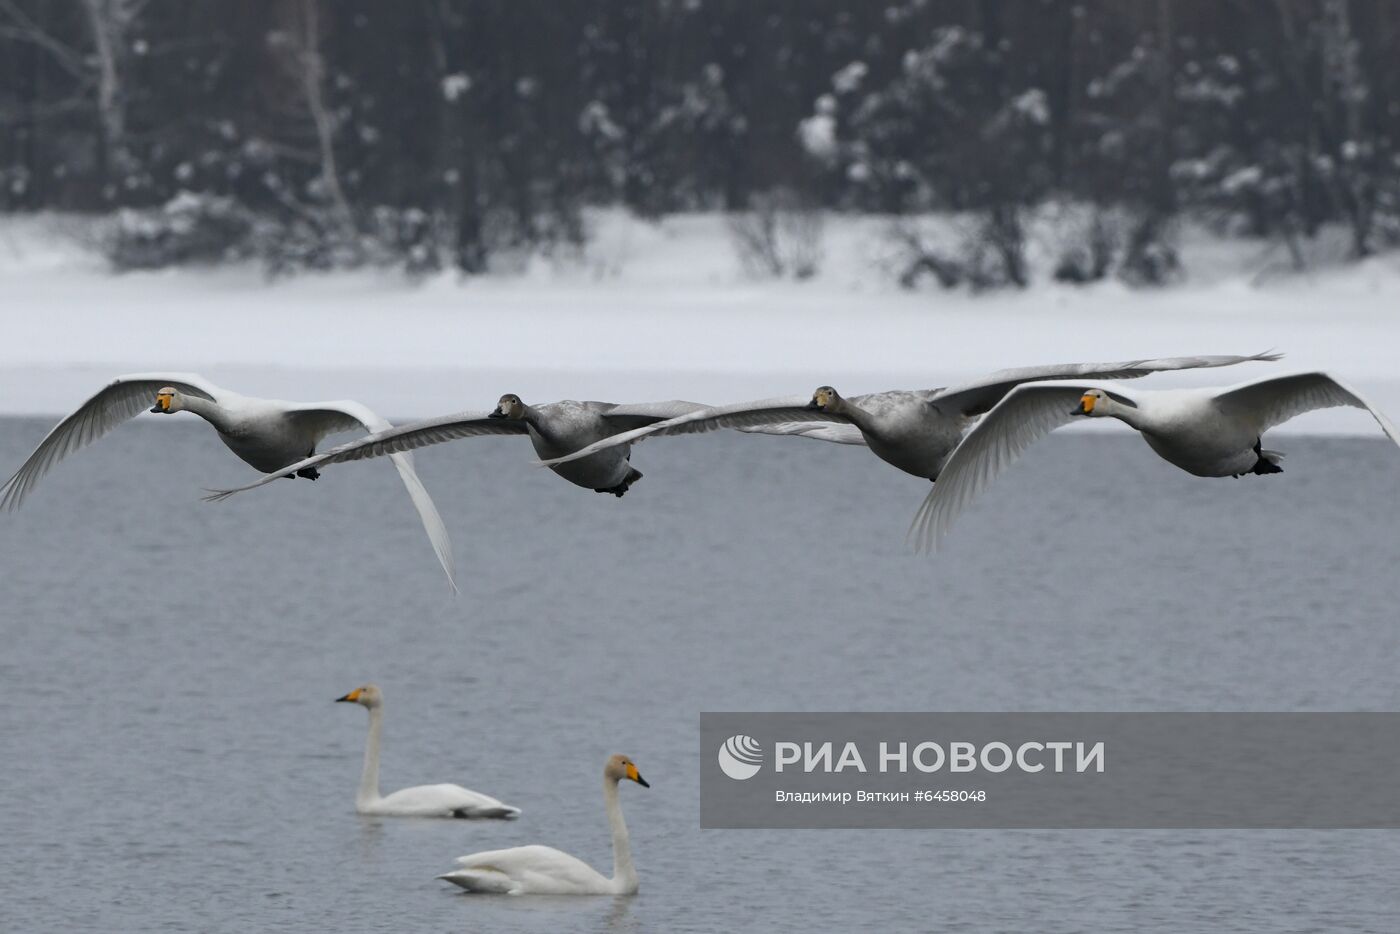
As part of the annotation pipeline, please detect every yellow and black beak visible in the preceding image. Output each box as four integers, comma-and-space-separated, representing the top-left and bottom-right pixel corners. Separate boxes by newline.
1070, 393, 1095, 416
335, 689, 362, 703
626, 762, 650, 788
150, 393, 172, 414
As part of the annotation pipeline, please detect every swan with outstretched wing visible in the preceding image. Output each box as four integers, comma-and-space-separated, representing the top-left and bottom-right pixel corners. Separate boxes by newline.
909, 371, 1400, 551
0, 373, 456, 590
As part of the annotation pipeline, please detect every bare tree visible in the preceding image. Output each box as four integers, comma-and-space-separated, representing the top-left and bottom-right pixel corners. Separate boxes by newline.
1320, 0, 1374, 257
0, 0, 144, 202
79, 0, 143, 196
268, 0, 356, 238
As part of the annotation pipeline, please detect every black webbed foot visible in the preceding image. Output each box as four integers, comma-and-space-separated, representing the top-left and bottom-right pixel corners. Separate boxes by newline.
1249, 438, 1283, 476
297, 467, 321, 481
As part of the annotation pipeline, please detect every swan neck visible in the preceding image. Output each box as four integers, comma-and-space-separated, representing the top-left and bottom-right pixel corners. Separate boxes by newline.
1104, 397, 1144, 429
358, 706, 383, 808
179, 394, 229, 430
519, 404, 544, 430
604, 777, 637, 893
830, 396, 871, 431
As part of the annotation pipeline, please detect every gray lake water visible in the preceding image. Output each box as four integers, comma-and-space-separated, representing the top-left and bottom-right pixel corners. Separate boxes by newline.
2, 417, 1399, 933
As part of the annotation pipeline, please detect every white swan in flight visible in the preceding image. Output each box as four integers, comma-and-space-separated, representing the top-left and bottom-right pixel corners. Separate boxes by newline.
0, 373, 456, 591
438, 753, 649, 894
336, 684, 520, 819
535, 353, 1281, 480
910, 371, 1400, 551
204, 395, 704, 501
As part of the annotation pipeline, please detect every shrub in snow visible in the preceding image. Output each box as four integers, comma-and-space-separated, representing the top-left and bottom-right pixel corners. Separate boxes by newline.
1119, 213, 1182, 287
964, 207, 1029, 290
1052, 209, 1122, 285
726, 188, 824, 280
887, 210, 1031, 292
105, 192, 254, 269
887, 220, 965, 290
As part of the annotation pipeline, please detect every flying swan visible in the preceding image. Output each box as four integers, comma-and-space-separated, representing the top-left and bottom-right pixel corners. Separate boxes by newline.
535, 353, 1281, 480
203, 395, 705, 501
437, 754, 649, 894
909, 371, 1400, 551
0, 373, 457, 591
335, 684, 520, 819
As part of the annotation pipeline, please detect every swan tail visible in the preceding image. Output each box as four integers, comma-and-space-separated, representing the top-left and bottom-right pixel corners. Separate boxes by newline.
437, 869, 515, 894
452, 805, 521, 820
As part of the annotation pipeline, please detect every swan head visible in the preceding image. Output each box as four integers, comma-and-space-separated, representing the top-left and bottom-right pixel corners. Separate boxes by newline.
490, 394, 525, 420
605, 753, 650, 788
808, 386, 841, 411
335, 684, 383, 709
150, 387, 182, 414
1071, 389, 1109, 417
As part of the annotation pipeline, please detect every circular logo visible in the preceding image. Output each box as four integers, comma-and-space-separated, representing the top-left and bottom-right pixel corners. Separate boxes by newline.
718, 734, 763, 780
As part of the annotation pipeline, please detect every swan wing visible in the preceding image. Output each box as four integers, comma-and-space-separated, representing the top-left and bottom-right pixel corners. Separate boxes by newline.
932, 351, 1281, 416
909, 380, 1126, 552
538, 395, 846, 467
1, 372, 221, 510
282, 401, 388, 442
600, 399, 709, 431
377, 783, 521, 819
447, 845, 609, 893
203, 409, 525, 500
283, 400, 460, 593
1213, 371, 1400, 445
734, 421, 869, 446
436, 868, 516, 894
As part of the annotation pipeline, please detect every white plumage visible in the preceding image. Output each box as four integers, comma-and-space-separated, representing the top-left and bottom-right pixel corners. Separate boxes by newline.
335, 685, 520, 819
910, 371, 1400, 551
0, 373, 456, 590
438, 754, 649, 894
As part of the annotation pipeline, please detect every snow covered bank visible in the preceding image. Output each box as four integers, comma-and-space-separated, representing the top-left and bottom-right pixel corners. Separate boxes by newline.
2, 212, 1398, 435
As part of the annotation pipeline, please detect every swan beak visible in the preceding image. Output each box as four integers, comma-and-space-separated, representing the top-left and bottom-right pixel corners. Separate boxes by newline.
626, 763, 649, 787
488, 408, 506, 419
151, 394, 172, 413
335, 689, 362, 703
1071, 394, 1095, 416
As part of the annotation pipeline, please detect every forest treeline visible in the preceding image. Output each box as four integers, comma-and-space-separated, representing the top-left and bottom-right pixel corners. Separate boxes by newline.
2, 0, 1398, 283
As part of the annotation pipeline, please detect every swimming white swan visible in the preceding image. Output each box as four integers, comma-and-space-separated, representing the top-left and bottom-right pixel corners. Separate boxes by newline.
204, 395, 704, 501
909, 371, 1400, 551
437, 753, 649, 894
0, 373, 456, 591
336, 684, 520, 819
535, 353, 1281, 480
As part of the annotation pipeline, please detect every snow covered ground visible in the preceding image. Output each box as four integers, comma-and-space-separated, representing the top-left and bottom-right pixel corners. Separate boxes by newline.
2, 210, 1398, 435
